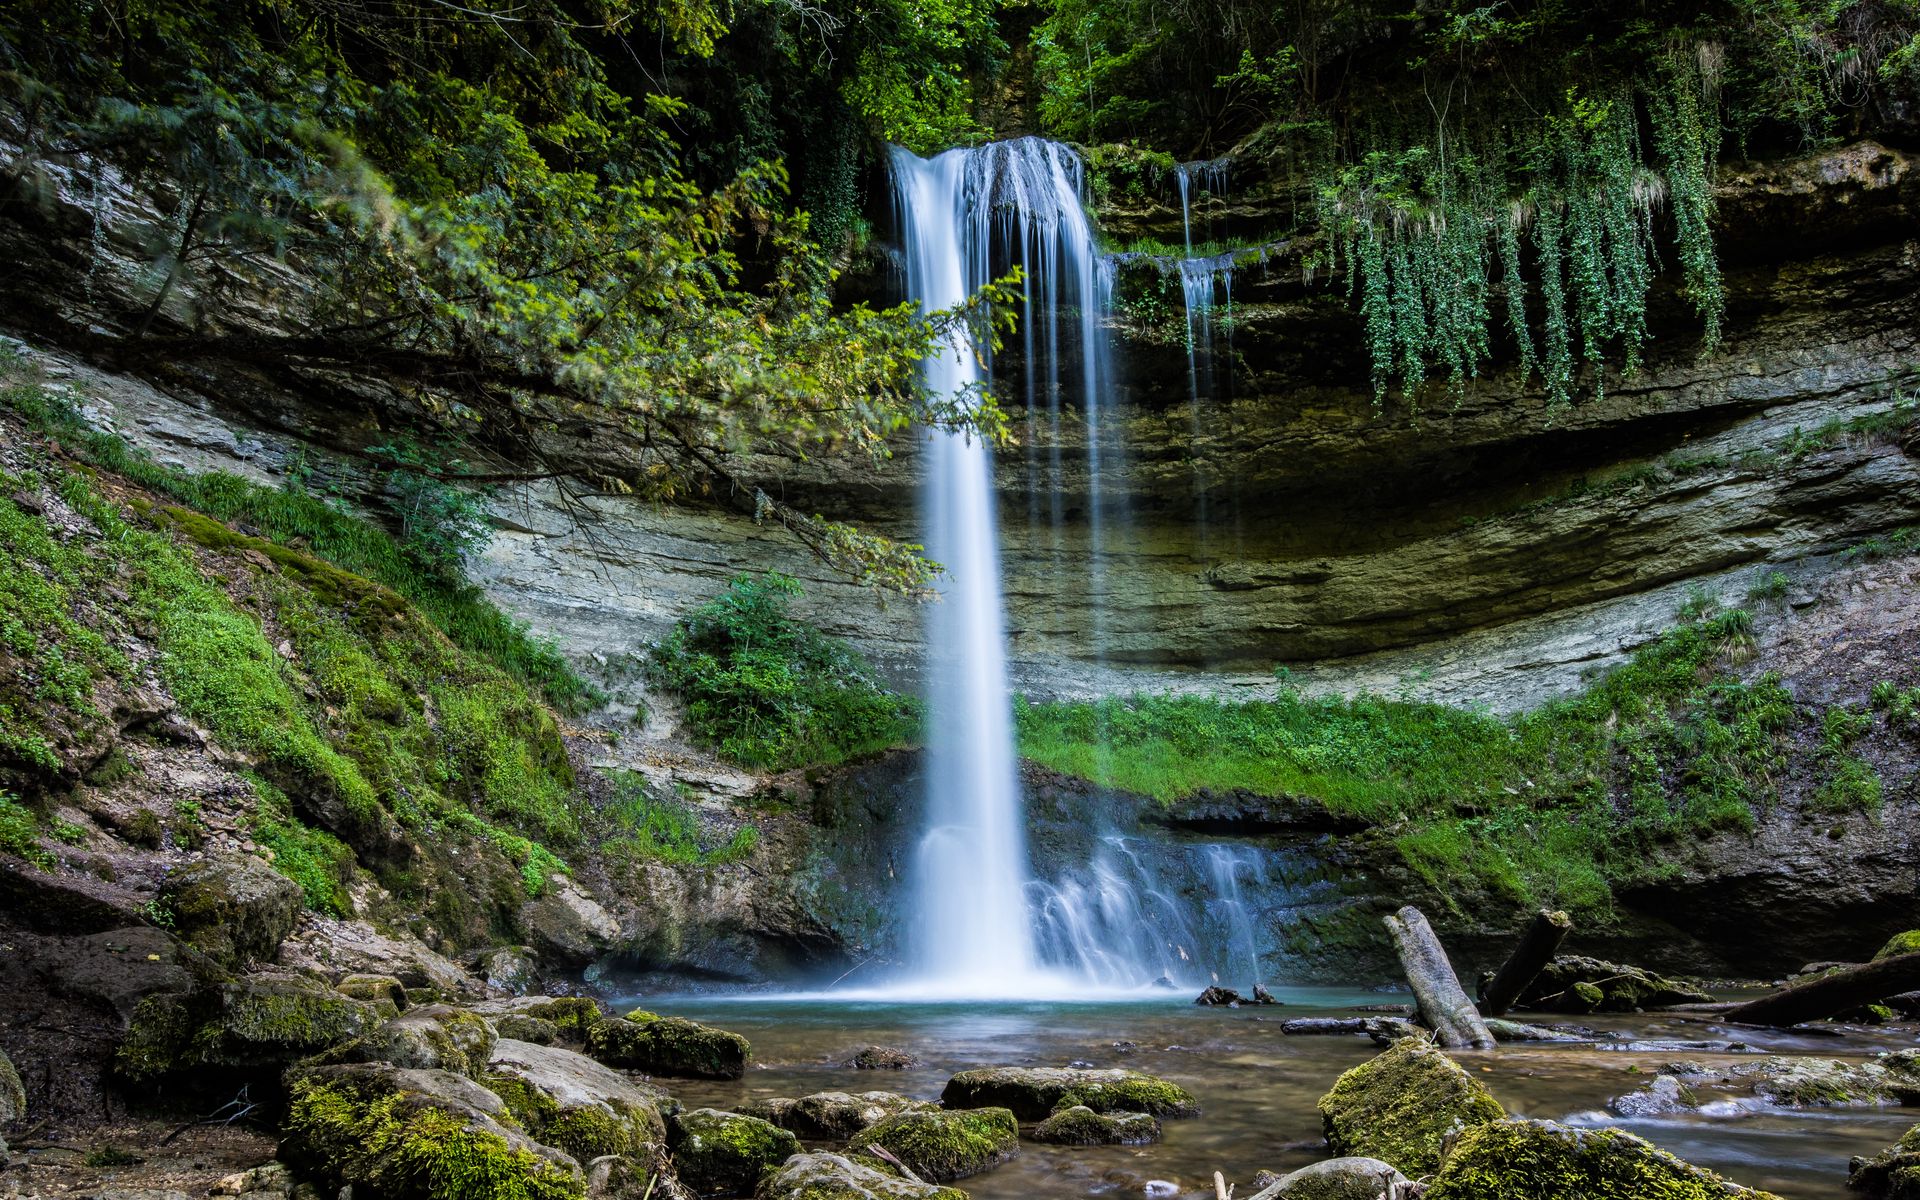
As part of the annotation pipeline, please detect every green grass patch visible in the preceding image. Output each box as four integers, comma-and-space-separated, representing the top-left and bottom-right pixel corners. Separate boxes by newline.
0, 373, 596, 713
0, 791, 56, 869
601, 775, 758, 869
646, 573, 920, 770
1020, 605, 1834, 918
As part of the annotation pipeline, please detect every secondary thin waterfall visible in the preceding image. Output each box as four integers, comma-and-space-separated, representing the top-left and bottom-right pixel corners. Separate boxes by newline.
891, 138, 1128, 994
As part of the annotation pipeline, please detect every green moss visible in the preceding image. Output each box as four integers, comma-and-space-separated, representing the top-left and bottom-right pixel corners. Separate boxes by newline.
122, 807, 164, 848
286, 1075, 583, 1200
1878, 932, 1920, 960
673, 1108, 801, 1196
483, 1073, 561, 1130
0, 792, 55, 869
1052, 1075, 1199, 1117
1030, 1105, 1160, 1146
521, 998, 603, 1040
847, 1108, 1019, 1183
601, 773, 760, 868
118, 976, 380, 1079
1426, 1119, 1780, 1199
248, 777, 355, 915
1318, 1038, 1506, 1176
586, 1012, 749, 1080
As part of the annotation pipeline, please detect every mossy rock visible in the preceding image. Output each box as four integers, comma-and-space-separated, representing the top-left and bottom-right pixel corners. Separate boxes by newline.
159, 854, 302, 969
1658, 1053, 1920, 1109
281, 1061, 584, 1200
846, 1108, 1018, 1182
1317, 1038, 1505, 1176
743, 1091, 932, 1140
848, 1046, 920, 1070
670, 1108, 800, 1196
1851, 1121, 1920, 1199
0, 1047, 24, 1122
1259, 1158, 1410, 1200
756, 1152, 968, 1200
587, 1012, 748, 1080
337, 974, 410, 1013
118, 972, 383, 1079
497, 1014, 562, 1045
939, 1067, 1198, 1121
1425, 1119, 1783, 1199
1877, 932, 1920, 960
311, 1005, 499, 1079
476, 997, 605, 1047
1518, 957, 1711, 1013
485, 1037, 673, 1164
1029, 1105, 1160, 1146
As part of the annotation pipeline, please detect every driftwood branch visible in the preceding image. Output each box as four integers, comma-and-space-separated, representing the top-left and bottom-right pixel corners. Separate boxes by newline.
1481, 909, 1573, 1016
1723, 952, 1920, 1027
1384, 905, 1495, 1049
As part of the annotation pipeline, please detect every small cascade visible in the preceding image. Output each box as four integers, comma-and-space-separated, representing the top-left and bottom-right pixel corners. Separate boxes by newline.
1174, 159, 1235, 544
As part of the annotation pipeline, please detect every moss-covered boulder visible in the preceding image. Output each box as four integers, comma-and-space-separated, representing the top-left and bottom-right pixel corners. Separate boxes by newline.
281, 1061, 584, 1200
117, 971, 383, 1079
1851, 1122, 1920, 1199
485, 1037, 674, 1164
159, 855, 303, 969
1317, 1038, 1505, 1176
755, 1152, 968, 1200
848, 1046, 920, 1070
741, 1091, 932, 1140
1425, 1119, 1783, 1199
0, 1047, 24, 1123
313, 1005, 499, 1079
476, 997, 606, 1047
846, 1108, 1018, 1182
337, 974, 409, 1014
1516, 957, 1711, 1012
479, 945, 542, 996
1029, 1105, 1160, 1146
588, 1012, 749, 1080
1879, 933, 1920, 961
1257, 1158, 1409, 1200
499, 1014, 563, 1045
1628, 1054, 1920, 1110
939, 1067, 1198, 1120
671, 1108, 801, 1197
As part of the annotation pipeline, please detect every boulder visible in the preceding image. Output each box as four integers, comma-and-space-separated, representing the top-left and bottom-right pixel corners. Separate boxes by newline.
277, 917, 481, 999
588, 1011, 749, 1080
499, 1014, 563, 1045
589, 1150, 697, 1200
1607, 1074, 1700, 1117
479, 946, 542, 996
1851, 1122, 1920, 1199
670, 1108, 801, 1197
476, 997, 607, 1045
1317, 1038, 1505, 1176
280, 1061, 582, 1200
159, 854, 301, 968
1029, 1105, 1160, 1146
755, 1152, 967, 1200
519, 882, 620, 968
846, 1108, 1019, 1182
0, 1047, 24, 1122
1424, 1119, 1782, 1199
1515, 957, 1711, 1013
939, 1067, 1199, 1120
336, 974, 409, 1014
848, 1045, 921, 1070
117, 971, 383, 1079
1878, 933, 1920, 961
1196, 986, 1245, 1006
1647, 1053, 1920, 1108
312, 1005, 499, 1079
485, 1037, 674, 1163
741, 1091, 931, 1140
1258, 1158, 1411, 1200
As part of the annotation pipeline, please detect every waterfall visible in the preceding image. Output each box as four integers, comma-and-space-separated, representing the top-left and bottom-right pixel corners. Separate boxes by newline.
889, 138, 1259, 997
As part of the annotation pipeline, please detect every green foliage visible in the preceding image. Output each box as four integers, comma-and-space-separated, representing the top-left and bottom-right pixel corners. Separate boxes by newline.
0, 791, 55, 869
1021, 606, 1863, 917
647, 573, 920, 769
601, 775, 759, 868
367, 441, 494, 580
1843, 525, 1920, 562
249, 777, 355, 916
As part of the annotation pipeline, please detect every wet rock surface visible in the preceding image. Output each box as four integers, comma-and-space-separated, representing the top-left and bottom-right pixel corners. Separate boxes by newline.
940, 1066, 1200, 1120
1316, 1038, 1505, 1176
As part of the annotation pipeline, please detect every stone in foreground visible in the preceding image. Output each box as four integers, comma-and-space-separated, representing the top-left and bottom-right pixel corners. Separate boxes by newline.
1425, 1119, 1782, 1199
587, 1010, 749, 1079
1317, 1037, 1504, 1176
847, 1108, 1018, 1182
672, 1108, 801, 1196
280, 1061, 583, 1200
755, 1152, 967, 1200
1028, 1105, 1160, 1146
485, 1037, 675, 1162
939, 1067, 1198, 1120
741, 1091, 931, 1139
1851, 1121, 1920, 1199
1259, 1157, 1410, 1199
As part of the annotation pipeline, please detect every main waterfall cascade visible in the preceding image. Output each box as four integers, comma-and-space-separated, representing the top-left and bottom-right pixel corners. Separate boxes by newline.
890, 138, 1274, 996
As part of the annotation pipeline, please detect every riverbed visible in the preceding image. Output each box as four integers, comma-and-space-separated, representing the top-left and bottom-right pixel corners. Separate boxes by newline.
628, 987, 1919, 1200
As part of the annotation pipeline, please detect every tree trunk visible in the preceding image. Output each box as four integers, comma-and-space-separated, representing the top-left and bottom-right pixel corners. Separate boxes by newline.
1480, 909, 1573, 1016
1384, 905, 1495, 1049
1723, 952, 1920, 1027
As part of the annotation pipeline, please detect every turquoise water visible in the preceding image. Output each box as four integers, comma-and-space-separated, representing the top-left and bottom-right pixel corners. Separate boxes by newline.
622, 989, 1918, 1199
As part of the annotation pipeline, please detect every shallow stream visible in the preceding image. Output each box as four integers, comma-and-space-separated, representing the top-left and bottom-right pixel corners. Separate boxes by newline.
631, 989, 1920, 1200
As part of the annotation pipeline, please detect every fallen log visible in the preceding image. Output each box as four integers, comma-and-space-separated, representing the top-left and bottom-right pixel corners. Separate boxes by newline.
1280, 1017, 1421, 1043
1480, 909, 1572, 1017
1384, 905, 1495, 1050
1723, 951, 1920, 1027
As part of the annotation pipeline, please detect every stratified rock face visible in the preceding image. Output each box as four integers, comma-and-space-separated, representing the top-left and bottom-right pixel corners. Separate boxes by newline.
1424, 1119, 1781, 1200
1317, 1038, 1505, 1176
846, 1108, 1020, 1182
586, 1012, 750, 1080
939, 1066, 1199, 1120
755, 1152, 969, 1200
